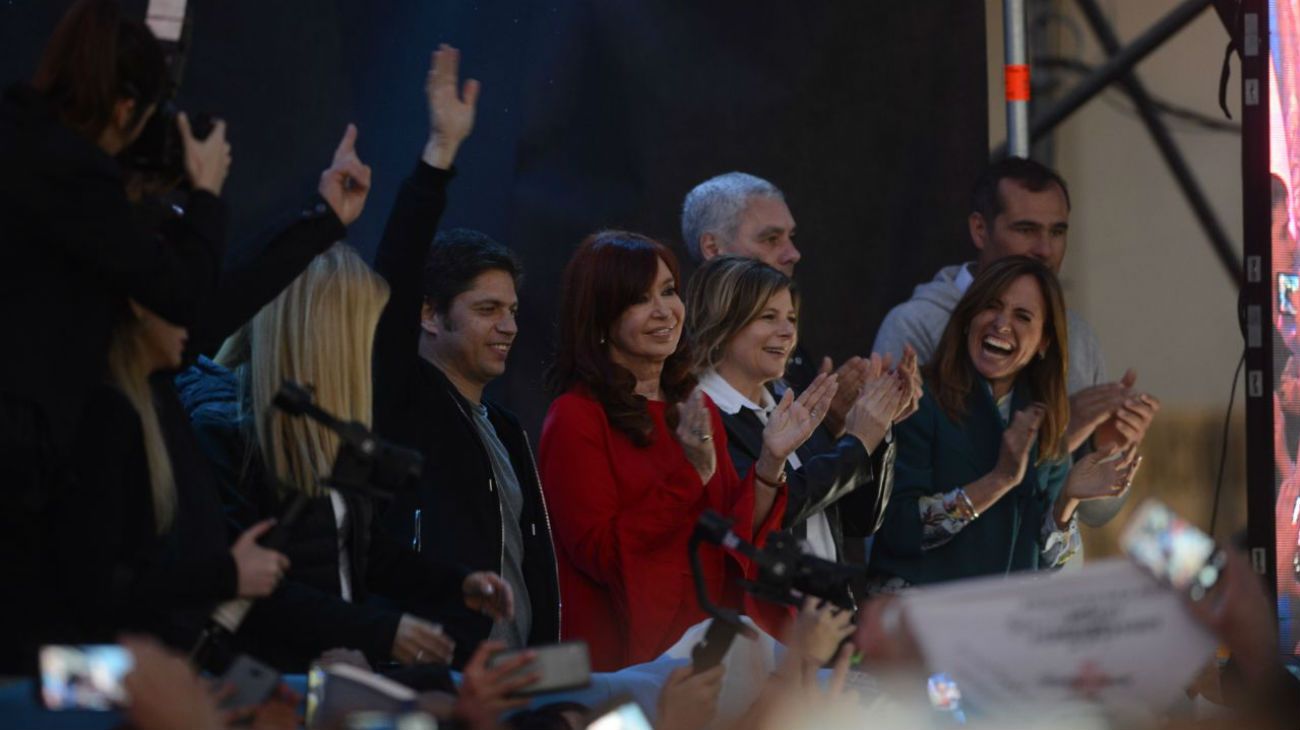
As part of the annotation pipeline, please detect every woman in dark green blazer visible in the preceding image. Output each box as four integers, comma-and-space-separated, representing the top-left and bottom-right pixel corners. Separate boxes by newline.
868, 257, 1138, 590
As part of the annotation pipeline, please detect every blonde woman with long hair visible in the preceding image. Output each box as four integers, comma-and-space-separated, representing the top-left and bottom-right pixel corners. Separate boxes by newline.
54, 299, 288, 646
183, 243, 512, 672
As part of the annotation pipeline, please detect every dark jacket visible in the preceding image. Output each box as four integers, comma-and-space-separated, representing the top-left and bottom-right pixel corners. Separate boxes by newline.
180, 359, 471, 672
868, 380, 1070, 585
0, 83, 227, 454
717, 395, 896, 569
0, 84, 228, 671
49, 385, 236, 648
371, 161, 561, 666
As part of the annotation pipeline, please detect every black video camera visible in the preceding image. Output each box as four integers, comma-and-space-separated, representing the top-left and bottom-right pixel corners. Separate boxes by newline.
687, 510, 864, 670
121, 0, 213, 182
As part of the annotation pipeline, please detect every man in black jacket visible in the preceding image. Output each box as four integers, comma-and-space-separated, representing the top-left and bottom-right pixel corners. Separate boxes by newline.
372, 45, 559, 668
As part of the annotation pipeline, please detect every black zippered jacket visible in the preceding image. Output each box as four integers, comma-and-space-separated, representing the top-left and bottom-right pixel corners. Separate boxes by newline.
370, 162, 560, 667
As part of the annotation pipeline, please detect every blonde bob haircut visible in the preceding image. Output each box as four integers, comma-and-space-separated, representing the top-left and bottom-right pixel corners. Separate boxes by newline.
107, 306, 177, 533
684, 255, 798, 375
226, 242, 391, 496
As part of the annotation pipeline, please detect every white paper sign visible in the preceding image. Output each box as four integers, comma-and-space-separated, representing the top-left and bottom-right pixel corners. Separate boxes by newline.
899, 559, 1217, 717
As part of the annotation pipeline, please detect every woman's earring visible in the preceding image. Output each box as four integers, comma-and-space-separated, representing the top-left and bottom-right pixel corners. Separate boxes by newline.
599, 336, 607, 345
1037, 350, 1047, 360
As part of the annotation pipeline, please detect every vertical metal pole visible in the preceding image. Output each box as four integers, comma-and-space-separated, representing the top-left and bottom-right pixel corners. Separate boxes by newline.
1004, 0, 1031, 158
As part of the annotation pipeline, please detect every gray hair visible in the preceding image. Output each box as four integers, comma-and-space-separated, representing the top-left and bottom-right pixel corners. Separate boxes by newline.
680, 172, 785, 261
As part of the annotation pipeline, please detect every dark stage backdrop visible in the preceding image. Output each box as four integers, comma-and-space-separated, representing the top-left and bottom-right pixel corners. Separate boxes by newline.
2, 0, 988, 436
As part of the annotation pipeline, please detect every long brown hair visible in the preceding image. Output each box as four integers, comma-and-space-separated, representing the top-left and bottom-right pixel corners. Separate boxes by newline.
684, 255, 798, 375
929, 256, 1070, 462
33, 0, 166, 141
548, 230, 696, 447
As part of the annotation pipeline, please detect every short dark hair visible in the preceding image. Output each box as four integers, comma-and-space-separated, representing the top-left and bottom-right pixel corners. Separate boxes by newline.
421, 228, 523, 316
971, 157, 1071, 224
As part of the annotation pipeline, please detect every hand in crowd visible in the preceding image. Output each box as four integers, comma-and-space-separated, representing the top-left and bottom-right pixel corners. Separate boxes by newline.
656, 663, 725, 730
463, 571, 515, 621
121, 636, 225, 730
891, 345, 923, 423
792, 597, 856, 666
177, 113, 232, 196
1055, 444, 1139, 526
1064, 444, 1139, 502
820, 356, 870, 437
993, 404, 1044, 488
454, 640, 537, 726
1092, 369, 1160, 452
736, 627, 861, 730
317, 123, 372, 226
842, 363, 907, 452
854, 595, 923, 670
1185, 550, 1287, 696
760, 371, 837, 465
423, 43, 481, 170
392, 614, 455, 665
230, 518, 291, 599
675, 389, 717, 484
1064, 382, 1126, 453
1065, 369, 1160, 453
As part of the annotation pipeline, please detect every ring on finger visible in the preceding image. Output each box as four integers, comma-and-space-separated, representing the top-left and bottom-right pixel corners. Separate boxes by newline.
416, 649, 425, 662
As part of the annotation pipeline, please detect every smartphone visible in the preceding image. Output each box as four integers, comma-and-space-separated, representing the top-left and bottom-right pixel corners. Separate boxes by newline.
584, 699, 653, 730
1120, 498, 1228, 601
1280, 272, 1300, 316
487, 641, 592, 696
218, 654, 280, 711
38, 644, 134, 711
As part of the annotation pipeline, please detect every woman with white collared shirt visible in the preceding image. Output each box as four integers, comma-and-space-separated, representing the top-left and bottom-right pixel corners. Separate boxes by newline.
684, 255, 917, 581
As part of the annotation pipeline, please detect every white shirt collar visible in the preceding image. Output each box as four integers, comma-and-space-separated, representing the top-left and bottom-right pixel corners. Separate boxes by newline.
697, 371, 775, 416
954, 261, 977, 294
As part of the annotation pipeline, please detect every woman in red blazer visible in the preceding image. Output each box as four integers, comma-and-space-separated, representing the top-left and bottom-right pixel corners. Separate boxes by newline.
539, 230, 836, 671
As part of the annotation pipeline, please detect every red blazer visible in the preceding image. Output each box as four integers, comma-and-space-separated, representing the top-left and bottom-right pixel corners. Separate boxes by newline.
538, 388, 788, 671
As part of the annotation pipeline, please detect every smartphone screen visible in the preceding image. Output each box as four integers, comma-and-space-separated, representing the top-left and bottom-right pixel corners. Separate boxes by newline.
487, 641, 591, 696
585, 701, 654, 730
1121, 499, 1226, 599
39, 645, 133, 711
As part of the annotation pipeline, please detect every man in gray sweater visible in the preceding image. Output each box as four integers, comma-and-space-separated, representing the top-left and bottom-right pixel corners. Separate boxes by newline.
872, 157, 1159, 531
